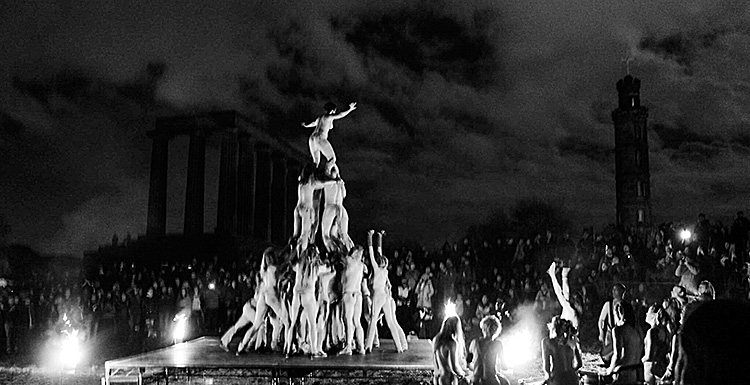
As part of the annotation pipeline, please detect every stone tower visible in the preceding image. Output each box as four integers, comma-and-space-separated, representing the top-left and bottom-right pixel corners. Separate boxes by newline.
612, 75, 651, 228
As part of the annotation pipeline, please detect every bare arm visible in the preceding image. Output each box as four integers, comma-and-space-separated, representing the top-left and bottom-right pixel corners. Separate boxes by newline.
332, 102, 357, 119
598, 303, 609, 342
301, 117, 319, 128
643, 328, 654, 362
548, 263, 574, 314
541, 339, 552, 376
572, 341, 582, 370
608, 327, 621, 374
367, 230, 376, 268
496, 340, 508, 371
469, 340, 478, 371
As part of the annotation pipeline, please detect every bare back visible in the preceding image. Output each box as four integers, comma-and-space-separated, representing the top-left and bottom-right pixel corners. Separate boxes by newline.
313, 115, 335, 138
342, 257, 365, 293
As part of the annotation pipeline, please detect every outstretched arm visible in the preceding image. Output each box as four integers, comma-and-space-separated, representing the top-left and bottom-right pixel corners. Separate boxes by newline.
332, 102, 357, 119
301, 117, 319, 128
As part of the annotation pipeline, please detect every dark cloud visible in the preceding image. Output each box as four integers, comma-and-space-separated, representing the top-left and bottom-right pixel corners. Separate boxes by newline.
2, 0, 750, 253
557, 137, 613, 164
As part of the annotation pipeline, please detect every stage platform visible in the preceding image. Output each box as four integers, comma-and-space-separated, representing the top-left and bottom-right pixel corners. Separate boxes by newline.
104, 337, 433, 385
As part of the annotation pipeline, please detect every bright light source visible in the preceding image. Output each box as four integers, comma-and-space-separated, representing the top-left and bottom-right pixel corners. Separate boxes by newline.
502, 327, 534, 368
680, 229, 692, 241
59, 329, 81, 368
173, 313, 188, 343
208, 283, 216, 290
444, 301, 457, 319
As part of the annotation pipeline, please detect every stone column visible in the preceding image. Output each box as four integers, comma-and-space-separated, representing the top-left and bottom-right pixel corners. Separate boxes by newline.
286, 161, 301, 241
270, 153, 288, 244
146, 133, 169, 237
184, 129, 206, 237
217, 130, 239, 235
253, 143, 273, 242
236, 135, 256, 237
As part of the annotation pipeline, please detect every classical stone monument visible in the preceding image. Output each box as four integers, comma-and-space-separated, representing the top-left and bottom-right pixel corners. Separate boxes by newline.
612, 74, 652, 228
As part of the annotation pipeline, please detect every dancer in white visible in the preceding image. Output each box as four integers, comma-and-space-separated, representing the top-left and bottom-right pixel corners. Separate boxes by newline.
339, 247, 366, 355
236, 247, 291, 353
321, 166, 353, 252
365, 230, 407, 352
285, 247, 330, 357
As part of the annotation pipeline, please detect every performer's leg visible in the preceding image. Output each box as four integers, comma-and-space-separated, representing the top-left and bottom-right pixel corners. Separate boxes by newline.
285, 293, 302, 355
302, 292, 323, 356
353, 293, 365, 354
365, 293, 387, 350
308, 136, 321, 166
239, 294, 268, 352
383, 298, 405, 352
318, 138, 336, 166
341, 293, 355, 354
221, 302, 255, 348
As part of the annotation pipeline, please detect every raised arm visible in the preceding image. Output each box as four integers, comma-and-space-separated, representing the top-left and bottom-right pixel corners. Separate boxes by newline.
332, 102, 357, 119
547, 262, 574, 314
367, 230, 377, 268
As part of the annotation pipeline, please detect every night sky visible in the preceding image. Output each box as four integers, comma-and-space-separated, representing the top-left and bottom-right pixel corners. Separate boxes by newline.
2, 0, 750, 256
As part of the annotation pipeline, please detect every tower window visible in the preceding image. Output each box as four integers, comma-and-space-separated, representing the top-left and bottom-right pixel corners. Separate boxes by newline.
637, 209, 645, 223
635, 150, 642, 167
636, 181, 645, 197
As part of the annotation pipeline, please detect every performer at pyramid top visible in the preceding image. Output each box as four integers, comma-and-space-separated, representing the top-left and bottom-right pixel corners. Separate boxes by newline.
302, 101, 357, 173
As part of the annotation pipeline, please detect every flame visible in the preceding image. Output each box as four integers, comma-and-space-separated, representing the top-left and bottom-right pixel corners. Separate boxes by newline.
502, 327, 535, 368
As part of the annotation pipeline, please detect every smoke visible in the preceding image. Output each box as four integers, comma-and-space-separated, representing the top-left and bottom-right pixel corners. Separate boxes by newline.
501, 303, 544, 368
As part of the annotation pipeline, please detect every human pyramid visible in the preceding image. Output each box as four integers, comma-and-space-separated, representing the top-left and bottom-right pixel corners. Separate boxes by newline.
220, 102, 408, 357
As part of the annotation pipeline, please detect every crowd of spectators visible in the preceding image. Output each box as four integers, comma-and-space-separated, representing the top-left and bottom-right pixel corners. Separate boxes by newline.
0, 211, 748, 363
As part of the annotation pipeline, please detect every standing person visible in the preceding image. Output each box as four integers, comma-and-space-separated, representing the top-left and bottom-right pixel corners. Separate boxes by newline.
433, 316, 468, 385
642, 305, 670, 385
339, 246, 366, 355
235, 247, 290, 353
598, 283, 626, 365
607, 302, 644, 384
468, 315, 509, 385
285, 247, 329, 357
302, 102, 357, 173
202, 281, 220, 335
416, 267, 435, 338
541, 316, 581, 385
365, 230, 406, 352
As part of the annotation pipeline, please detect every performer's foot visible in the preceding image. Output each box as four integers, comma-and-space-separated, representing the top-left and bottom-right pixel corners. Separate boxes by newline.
338, 348, 353, 355
367, 229, 375, 236
357, 348, 366, 355
312, 351, 327, 358
378, 230, 386, 237
219, 342, 230, 352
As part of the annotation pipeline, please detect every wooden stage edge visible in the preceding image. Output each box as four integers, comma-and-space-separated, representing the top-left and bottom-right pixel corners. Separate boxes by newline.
104, 336, 433, 384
